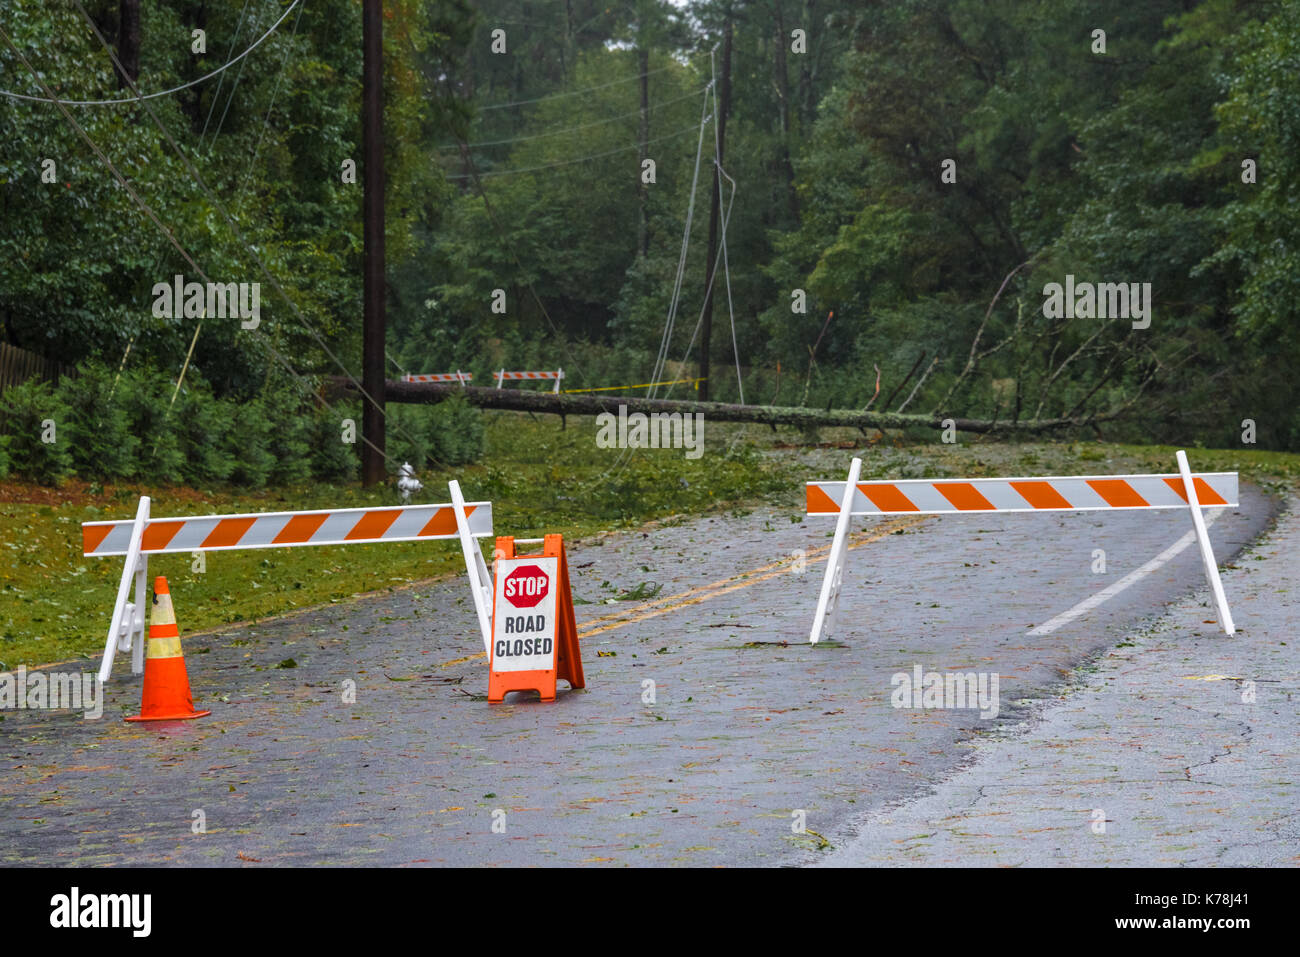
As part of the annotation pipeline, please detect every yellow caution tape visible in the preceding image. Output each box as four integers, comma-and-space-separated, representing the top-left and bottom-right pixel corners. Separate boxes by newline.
561, 377, 705, 394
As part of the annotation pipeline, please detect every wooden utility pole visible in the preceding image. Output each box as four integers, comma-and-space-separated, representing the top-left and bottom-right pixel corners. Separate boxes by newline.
772, 0, 799, 222
698, 12, 732, 402
361, 0, 386, 486
117, 0, 140, 88
637, 45, 651, 258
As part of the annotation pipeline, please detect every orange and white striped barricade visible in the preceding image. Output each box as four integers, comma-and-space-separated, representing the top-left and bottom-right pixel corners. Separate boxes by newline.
83, 486, 494, 682
805, 450, 1239, 644
403, 371, 472, 385
493, 368, 564, 394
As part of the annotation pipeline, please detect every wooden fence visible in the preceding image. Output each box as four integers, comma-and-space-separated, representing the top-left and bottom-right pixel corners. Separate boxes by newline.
0, 342, 68, 395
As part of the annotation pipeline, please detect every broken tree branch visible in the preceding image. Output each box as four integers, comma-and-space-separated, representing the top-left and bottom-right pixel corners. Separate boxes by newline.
936, 256, 1038, 413
881, 350, 926, 411
895, 355, 940, 413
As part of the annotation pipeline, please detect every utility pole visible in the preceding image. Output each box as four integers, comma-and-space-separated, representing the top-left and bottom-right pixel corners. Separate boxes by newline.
698, 12, 732, 402
117, 0, 140, 88
637, 43, 651, 258
361, 0, 386, 486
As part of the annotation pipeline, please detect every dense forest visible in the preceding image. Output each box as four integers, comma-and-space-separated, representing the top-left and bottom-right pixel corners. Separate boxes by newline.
1, 0, 1297, 471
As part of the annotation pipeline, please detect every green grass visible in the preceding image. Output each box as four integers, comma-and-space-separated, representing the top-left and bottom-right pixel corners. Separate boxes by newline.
2, 411, 1296, 671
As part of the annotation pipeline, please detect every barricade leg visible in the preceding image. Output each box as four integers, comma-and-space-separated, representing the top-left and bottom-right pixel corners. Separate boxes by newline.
1176, 450, 1235, 635
98, 496, 150, 684
131, 553, 147, 675
449, 480, 495, 654
810, 456, 862, 644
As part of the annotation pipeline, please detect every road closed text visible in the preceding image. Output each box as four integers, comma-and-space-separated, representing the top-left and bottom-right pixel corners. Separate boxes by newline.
491, 556, 560, 672
496, 635, 553, 657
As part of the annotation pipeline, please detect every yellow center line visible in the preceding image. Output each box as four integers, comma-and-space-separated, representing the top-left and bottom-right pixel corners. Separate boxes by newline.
438, 652, 490, 669
438, 514, 928, 668
577, 513, 923, 625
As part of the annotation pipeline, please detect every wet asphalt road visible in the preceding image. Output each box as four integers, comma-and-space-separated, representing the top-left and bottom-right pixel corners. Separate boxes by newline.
823, 493, 1300, 867
0, 482, 1276, 866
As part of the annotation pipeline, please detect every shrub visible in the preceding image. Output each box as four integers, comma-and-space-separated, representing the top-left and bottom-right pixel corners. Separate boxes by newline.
430, 394, 485, 466
0, 377, 73, 485
57, 361, 138, 481
174, 379, 236, 486
310, 401, 359, 482
224, 395, 275, 489
116, 367, 185, 483
387, 403, 437, 472
262, 384, 314, 486
387, 396, 485, 473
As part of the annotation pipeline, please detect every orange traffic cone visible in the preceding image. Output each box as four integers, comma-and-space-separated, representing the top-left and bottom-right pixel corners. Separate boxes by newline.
125, 577, 210, 722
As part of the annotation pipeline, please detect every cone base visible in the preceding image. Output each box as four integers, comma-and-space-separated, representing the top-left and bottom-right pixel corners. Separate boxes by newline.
126, 709, 210, 722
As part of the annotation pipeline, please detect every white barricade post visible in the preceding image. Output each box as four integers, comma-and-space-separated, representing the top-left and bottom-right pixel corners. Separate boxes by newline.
805, 451, 1239, 644
1177, 449, 1235, 635
96, 495, 151, 684
808, 456, 861, 651
449, 479, 495, 655
84, 488, 494, 679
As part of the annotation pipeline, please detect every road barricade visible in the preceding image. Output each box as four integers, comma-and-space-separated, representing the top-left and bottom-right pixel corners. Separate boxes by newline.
805, 450, 1238, 643
493, 368, 564, 393
487, 534, 584, 703
403, 371, 472, 384
83, 486, 494, 682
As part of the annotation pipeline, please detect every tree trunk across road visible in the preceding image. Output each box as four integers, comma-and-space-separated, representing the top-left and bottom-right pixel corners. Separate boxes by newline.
327, 377, 1104, 435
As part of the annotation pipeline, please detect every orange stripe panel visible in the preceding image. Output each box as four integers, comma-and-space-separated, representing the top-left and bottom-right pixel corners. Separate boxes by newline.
201, 517, 257, 549
82, 524, 113, 554
859, 484, 920, 513
417, 506, 459, 537
149, 623, 179, 638
273, 513, 329, 545
1010, 480, 1074, 510
345, 509, 401, 541
142, 521, 185, 551
1162, 477, 1228, 506
934, 482, 996, 511
806, 485, 843, 514
1087, 479, 1149, 508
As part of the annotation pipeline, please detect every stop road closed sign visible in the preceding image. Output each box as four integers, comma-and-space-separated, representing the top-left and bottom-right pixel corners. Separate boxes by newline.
491, 555, 559, 673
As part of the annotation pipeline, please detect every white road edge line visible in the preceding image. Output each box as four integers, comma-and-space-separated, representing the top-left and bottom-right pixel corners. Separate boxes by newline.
1028, 508, 1225, 636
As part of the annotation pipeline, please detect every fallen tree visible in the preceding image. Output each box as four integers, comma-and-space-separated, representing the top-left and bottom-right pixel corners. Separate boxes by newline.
327, 377, 1117, 435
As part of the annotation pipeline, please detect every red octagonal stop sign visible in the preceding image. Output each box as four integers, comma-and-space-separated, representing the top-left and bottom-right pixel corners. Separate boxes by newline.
503, 564, 550, 608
